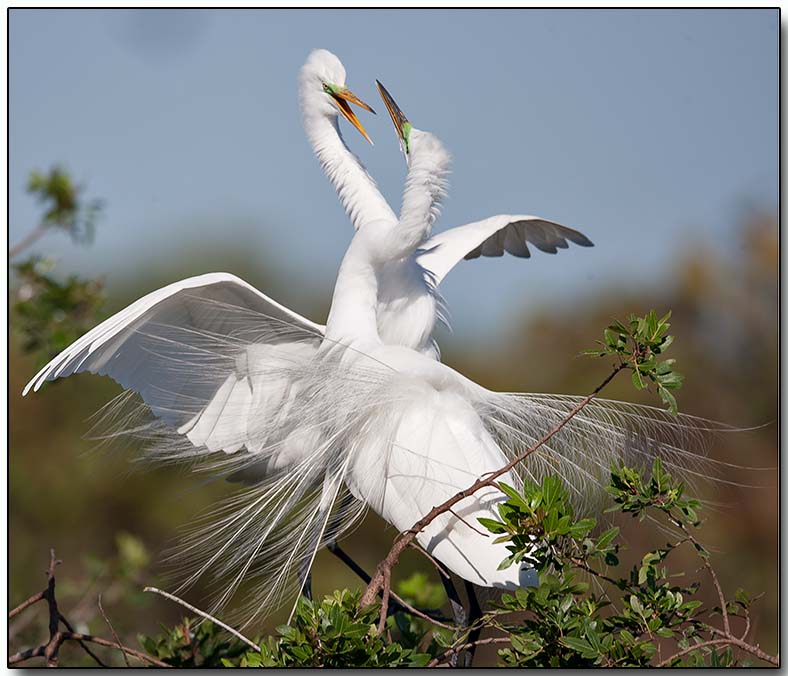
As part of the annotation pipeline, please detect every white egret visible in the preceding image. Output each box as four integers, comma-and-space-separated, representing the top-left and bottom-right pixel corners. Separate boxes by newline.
21, 52, 726, 626
301, 49, 594, 359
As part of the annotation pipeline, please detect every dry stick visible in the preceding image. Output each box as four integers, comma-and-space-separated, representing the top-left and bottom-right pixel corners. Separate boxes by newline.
143, 586, 262, 653
57, 611, 107, 667
656, 516, 780, 666
427, 636, 512, 668
8, 632, 172, 668
377, 569, 391, 634
10, 222, 49, 258
9, 590, 46, 619
408, 542, 450, 580
8, 550, 167, 668
98, 594, 130, 668
47, 550, 107, 667
448, 507, 489, 537
360, 363, 627, 613
656, 636, 779, 668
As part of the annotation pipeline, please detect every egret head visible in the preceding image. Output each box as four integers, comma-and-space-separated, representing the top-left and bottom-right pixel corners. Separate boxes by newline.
376, 80, 413, 161
299, 49, 375, 144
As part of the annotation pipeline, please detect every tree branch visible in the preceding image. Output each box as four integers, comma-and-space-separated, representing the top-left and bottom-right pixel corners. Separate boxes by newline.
142, 586, 261, 653
9, 631, 172, 668
657, 635, 779, 667
10, 222, 49, 259
98, 594, 130, 667
8, 549, 168, 668
427, 636, 512, 667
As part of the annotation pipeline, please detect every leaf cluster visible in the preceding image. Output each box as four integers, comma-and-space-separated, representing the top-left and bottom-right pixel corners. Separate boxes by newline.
138, 619, 249, 667
229, 590, 428, 667
584, 310, 684, 414
27, 165, 102, 245
478, 462, 761, 667
12, 256, 105, 368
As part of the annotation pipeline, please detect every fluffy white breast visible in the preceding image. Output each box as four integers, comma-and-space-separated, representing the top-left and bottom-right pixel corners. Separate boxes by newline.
375, 258, 444, 356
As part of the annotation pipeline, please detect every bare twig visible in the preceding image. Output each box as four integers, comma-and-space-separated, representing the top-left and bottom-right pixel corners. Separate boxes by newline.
57, 612, 107, 667
143, 586, 261, 653
9, 590, 46, 619
98, 594, 130, 667
408, 542, 450, 579
9, 632, 171, 668
10, 222, 49, 259
360, 363, 627, 616
427, 636, 512, 667
448, 508, 489, 537
8, 550, 167, 668
377, 569, 391, 634
657, 635, 779, 667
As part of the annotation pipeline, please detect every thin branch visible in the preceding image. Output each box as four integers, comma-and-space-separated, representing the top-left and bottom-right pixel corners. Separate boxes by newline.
9, 590, 45, 619
427, 636, 512, 667
740, 606, 751, 641
377, 569, 391, 635
98, 595, 129, 667
8, 550, 167, 668
408, 542, 450, 579
57, 612, 107, 667
143, 586, 261, 653
703, 626, 779, 666
10, 222, 49, 258
448, 508, 489, 537
657, 635, 779, 667
670, 516, 731, 636
9, 632, 172, 668
360, 363, 627, 614
327, 541, 452, 626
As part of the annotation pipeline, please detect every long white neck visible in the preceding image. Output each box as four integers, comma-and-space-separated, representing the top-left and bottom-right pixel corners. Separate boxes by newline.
302, 111, 397, 231
323, 234, 382, 349
377, 129, 451, 260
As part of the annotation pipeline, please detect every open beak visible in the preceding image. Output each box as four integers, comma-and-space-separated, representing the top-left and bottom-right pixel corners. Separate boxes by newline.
376, 80, 410, 150
329, 87, 375, 144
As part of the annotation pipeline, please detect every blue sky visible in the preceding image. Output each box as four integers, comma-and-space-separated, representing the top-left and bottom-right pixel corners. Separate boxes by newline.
10, 9, 778, 344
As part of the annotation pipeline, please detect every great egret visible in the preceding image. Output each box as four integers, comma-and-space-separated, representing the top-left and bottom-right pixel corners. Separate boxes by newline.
21, 52, 724, 625
301, 49, 594, 358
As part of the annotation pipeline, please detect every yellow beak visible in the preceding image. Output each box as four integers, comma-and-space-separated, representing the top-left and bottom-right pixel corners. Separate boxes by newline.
329, 87, 375, 145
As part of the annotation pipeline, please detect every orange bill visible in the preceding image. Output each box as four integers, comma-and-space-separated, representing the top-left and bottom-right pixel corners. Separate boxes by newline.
329, 87, 375, 144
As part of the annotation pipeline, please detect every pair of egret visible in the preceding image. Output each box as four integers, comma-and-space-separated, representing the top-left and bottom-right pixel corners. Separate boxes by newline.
23, 49, 715, 624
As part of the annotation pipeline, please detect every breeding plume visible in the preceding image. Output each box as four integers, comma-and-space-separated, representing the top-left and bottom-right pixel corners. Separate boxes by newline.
22, 50, 725, 624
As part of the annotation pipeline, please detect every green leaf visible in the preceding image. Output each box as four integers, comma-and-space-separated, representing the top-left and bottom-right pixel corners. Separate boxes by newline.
559, 636, 594, 654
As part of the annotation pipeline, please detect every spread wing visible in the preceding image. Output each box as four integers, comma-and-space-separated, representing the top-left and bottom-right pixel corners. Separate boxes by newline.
23, 272, 325, 455
416, 214, 593, 285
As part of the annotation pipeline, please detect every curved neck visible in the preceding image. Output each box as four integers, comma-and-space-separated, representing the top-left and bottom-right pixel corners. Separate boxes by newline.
384, 131, 451, 260
303, 112, 397, 230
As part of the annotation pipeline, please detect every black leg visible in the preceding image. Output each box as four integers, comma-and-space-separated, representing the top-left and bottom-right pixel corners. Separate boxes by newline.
440, 575, 467, 668
326, 539, 371, 584
461, 581, 483, 667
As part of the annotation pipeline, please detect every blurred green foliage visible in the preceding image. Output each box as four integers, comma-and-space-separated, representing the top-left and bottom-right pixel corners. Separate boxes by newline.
12, 257, 105, 369
26, 165, 102, 245
12, 165, 105, 368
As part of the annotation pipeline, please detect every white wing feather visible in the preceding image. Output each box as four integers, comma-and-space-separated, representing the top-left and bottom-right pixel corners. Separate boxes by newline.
417, 214, 594, 285
23, 273, 326, 456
